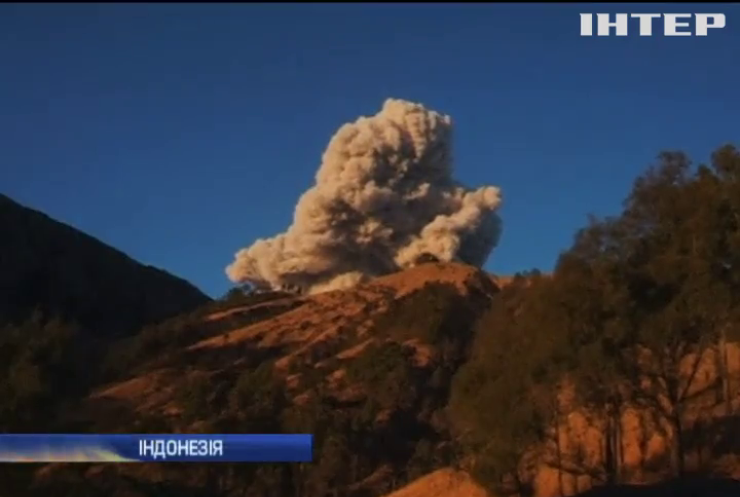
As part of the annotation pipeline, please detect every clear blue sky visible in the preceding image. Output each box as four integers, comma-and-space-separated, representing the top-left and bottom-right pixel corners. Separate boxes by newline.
2, 3, 738, 298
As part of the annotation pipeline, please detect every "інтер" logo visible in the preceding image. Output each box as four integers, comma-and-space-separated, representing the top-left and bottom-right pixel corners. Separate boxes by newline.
580, 13, 726, 36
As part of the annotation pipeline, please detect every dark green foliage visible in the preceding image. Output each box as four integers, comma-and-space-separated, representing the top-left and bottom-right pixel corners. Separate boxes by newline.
346, 341, 416, 408
227, 362, 287, 430
0, 312, 88, 431
105, 313, 209, 378
373, 282, 462, 344
177, 373, 217, 423
212, 288, 294, 311
406, 439, 447, 481
449, 277, 562, 492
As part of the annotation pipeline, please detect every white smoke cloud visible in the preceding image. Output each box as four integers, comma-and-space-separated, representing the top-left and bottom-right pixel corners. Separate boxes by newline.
226, 98, 502, 294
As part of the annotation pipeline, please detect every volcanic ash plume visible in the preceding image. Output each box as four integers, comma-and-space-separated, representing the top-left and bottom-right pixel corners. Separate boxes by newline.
226, 98, 503, 294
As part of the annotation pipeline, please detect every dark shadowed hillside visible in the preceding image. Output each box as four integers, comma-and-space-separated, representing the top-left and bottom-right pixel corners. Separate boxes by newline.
0, 194, 210, 336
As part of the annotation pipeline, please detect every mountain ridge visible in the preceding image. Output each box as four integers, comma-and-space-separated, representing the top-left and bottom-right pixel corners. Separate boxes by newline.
0, 193, 210, 336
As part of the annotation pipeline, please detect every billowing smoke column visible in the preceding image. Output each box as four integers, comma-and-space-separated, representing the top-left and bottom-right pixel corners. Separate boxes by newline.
226, 98, 503, 294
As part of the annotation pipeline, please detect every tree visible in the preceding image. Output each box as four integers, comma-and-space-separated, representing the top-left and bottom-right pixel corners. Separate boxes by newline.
706, 145, 740, 413
228, 362, 286, 432
555, 149, 740, 477
451, 146, 740, 492
554, 220, 638, 484
0, 313, 85, 431
308, 432, 351, 497
610, 152, 731, 476
449, 279, 564, 495
223, 286, 246, 302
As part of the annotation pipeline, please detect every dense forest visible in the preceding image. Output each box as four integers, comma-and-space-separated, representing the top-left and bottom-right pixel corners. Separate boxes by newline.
1, 145, 739, 496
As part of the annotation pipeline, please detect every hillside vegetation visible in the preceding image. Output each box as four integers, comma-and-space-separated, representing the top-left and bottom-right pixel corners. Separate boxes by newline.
1, 145, 740, 497
445, 147, 740, 496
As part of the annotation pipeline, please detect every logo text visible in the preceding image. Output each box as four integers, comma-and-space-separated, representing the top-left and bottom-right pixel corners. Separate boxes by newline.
580, 13, 726, 36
